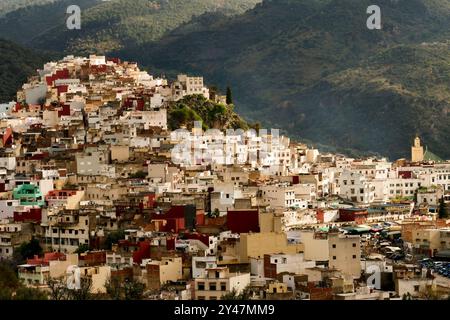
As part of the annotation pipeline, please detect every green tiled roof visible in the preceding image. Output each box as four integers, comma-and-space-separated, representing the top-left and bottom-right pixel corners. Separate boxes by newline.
424, 147, 444, 163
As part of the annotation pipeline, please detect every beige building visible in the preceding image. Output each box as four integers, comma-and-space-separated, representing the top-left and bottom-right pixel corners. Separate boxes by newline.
145, 257, 183, 290
43, 213, 91, 253
80, 265, 111, 294
110, 145, 130, 163
299, 230, 329, 261
259, 212, 283, 233
299, 230, 361, 278
194, 267, 250, 300
49, 253, 79, 278
328, 233, 361, 278
412, 228, 450, 255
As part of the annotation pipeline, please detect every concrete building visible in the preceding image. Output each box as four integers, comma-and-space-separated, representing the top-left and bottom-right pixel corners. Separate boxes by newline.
238, 232, 304, 263
328, 233, 361, 278
194, 267, 250, 300
144, 257, 183, 290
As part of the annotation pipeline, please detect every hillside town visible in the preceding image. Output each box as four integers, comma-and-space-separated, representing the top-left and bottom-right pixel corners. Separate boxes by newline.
0, 55, 450, 300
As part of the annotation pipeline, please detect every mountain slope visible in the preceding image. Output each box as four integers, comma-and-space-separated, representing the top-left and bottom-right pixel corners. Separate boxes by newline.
0, 0, 260, 54
0, 39, 51, 103
275, 43, 450, 159
0, 0, 101, 46
118, 0, 450, 159
0, 0, 58, 16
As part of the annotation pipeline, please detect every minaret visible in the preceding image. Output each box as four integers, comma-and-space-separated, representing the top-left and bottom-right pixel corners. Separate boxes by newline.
411, 136, 424, 162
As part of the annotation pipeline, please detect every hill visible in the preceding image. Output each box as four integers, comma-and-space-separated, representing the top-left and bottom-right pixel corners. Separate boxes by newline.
118, 0, 450, 160
2, 0, 450, 159
0, 0, 58, 16
168, 94, 248, 131
0, 0, 260, 54
0, 39, 51, 103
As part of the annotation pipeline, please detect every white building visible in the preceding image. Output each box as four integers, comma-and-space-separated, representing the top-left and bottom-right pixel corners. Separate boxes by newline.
337, 170, 375, 204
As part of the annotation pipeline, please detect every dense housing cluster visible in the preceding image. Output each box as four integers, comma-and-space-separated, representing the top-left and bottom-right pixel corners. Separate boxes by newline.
0, 55, 449, 300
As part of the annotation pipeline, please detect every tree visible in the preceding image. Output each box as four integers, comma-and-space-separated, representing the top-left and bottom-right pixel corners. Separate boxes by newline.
207, 208, 220, 219
123, 279, 145, 300
13, 287, 48, 300
402, 292, 413, 300
67, 277, 92, 300
105, 278, 123, 300
47, 277, 69, 300
0, 261, 19, 300
129, 171, 147, 179
419, 287, 443, 300
103, 230, 126, 250
209, 85, 218, 100
105, 278, 145, 300
438, 196, 448, 219
250, 122, 261, 132
221, 286, 252, 300
226, 86, 233, 105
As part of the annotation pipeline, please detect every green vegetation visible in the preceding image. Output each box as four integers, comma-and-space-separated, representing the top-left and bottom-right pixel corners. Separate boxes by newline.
106, 278, 145, 300
0, 39, 50, 103
2, 0, 450, 158
221, 286, 252, 300
75, 243, 90, 254
0, 260, 47, 300
126, 0, 450, 160
438, 196, 449, 219
0, 0, 58, 16
207, 208, 220, 219
226, 87, 233, 105
168, 94, 248, 131
129, 171, 147, 179
14, 238, 43, 264
103, 229, 126, 250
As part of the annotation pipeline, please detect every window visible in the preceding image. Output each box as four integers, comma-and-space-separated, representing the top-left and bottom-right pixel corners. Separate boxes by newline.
352, 255, 357, 259
332, 244, 336, 249
220, 282, 226, 291
197, 282, 205, 291
352, 243, 356, 247
209, 283, 217, 291
332, 256, 336, 260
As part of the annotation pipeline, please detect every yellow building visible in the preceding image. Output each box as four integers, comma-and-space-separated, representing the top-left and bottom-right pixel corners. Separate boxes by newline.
412, 228, 450, 255
145, 257, 183, 290
238, 232, 304, 263
328, 234, 361, 278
